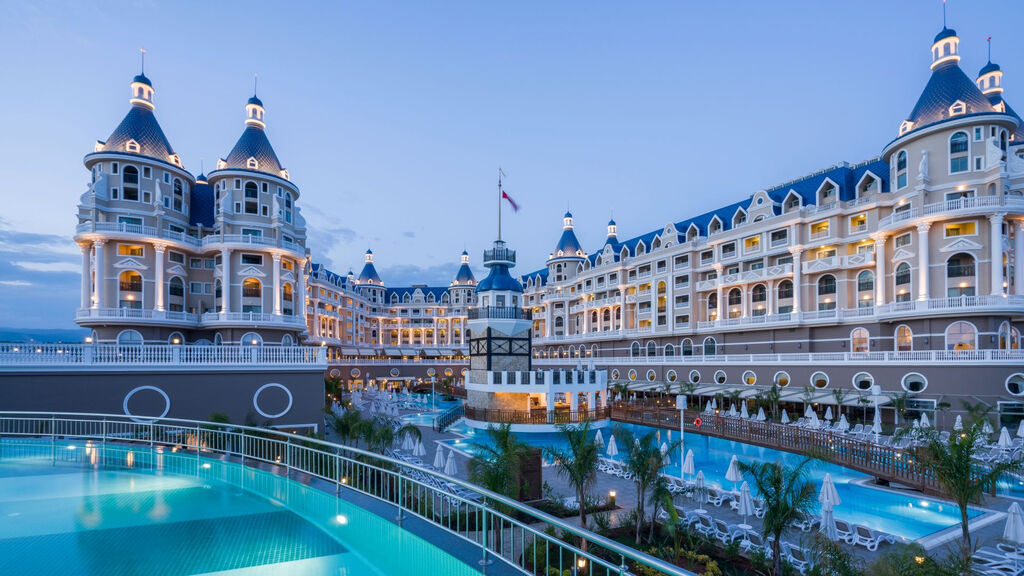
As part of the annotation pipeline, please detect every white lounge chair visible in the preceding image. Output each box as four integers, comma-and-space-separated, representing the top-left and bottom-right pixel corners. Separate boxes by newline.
791, 511, 819, 532
848, 524, 896, 551
783, 542, 810, 574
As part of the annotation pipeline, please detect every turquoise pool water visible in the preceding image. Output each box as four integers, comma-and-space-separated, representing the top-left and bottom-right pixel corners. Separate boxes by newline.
0, 442, 479, 575
400, 394, 462, 426
442, 421, 981, 541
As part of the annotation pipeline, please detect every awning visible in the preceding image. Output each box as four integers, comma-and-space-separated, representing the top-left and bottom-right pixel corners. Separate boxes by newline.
400, 348, 419, 356
357, 348, 378, 356
384, 348, 401, 356
438, 349, 455, 356
341, 347, 359, 356
421, 348, 440, 357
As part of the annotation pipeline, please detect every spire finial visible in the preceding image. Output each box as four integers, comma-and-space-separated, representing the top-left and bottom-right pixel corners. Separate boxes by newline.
200, 159, 205, 174
253, 73, 258, 97
942, 0, 947, 29
987, 35, 992, 62
139, 48, 146, 74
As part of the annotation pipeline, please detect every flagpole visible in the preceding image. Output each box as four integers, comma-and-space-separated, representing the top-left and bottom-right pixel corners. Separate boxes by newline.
497, 168, 502, 242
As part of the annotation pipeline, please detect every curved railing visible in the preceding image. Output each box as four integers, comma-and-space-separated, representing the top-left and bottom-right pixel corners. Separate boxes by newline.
0, 412, 693, 576
465, 406, 611, 425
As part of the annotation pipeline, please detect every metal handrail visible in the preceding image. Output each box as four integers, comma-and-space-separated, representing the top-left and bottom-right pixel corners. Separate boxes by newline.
0, 411, 694, 576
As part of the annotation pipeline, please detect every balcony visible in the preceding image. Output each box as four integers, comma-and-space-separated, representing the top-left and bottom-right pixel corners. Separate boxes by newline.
76, 221, 201, 248
467, 306, 532, 320
483, 246, 516, 265
464, 406, 611, 425
809, 228, 831, 241
0, 343, 325, 369
878, 195, 1024, 229
534, 349, 1024, 367
201, 234, 304, 255
841, 252, 875, 268
76, 307, 200, 326
199, 312, 307, 328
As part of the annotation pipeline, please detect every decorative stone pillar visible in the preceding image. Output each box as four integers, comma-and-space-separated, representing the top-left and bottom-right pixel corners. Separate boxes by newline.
1015, 221, 1024, 295
272, 254, 282, 315
80, 243, 91, 310
790, 248, 803, 314
873, 235, 887, 305
154, 244, 166, 312
92, 240, 105, 309
990, 213, 1006, 296
220, 248, 231, 314
917, 222, 931, 301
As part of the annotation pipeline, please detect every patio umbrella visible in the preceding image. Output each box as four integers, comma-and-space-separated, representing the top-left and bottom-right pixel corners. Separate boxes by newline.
711, 398, 717, 410
804, 405, 814, 419
836, 414, 850, 432
824, 406, 833, 421
728, 405, 738, 418
594, 429, 605, 449
413, 438, 427, 457
872, 408, 883, 443
999, 427, 1014, 450
984, 420, 994, 435
1017, 420, 1024, 439
740, 403, 750, 420
660, 442, 670, 466
657, 430, 662, 444
736, 481, 756, 531
433, 446, 445, 469
606, 435, 619, 458
912, 419, 920, 430
809, 412, 821, 429
781, 410, 790, 424
953, 415, 963, 431
756, 407, 766, 422
818, 473, 842, 542
919, 412, 930, 428
401, 434, 414, 451
1005, 502, 1024, 573
681, 449, 695, 481
725, 455, 743, 493
705, 400, 713, 414
443, 450, 458, 476
694, 470, 708, 515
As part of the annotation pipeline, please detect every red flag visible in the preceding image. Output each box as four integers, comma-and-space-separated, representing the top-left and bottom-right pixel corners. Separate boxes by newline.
501, 190, 519, 212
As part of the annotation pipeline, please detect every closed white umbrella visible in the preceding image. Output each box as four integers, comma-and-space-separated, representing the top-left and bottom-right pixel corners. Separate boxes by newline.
809, 412, 821, 429
705, 400, 713, 414
728, 405, 738, 418
984, 420, 995, 435
837, 413, 850, 432
594, 429, 605, 449
694, 470, 708, 515
1005, 502, 1024, 572
756, 407, 766, 422
443, 450, 458, 476
711, 398, 717, 410
413, 438, 427, 457
736, 481, 756, 532
872, 408, 883, 443
781, 410, 790, 424
401, 434, 414, 451
1000, 427, 1014, 450
740, 403, 750, 419
824, 406, 834, 421
919, 412, 930, 428
804, 405, 814, 419
953, 415, 963, 431
1016, 419, 1024, 439
681, 449, 695, 481
818, 473, 842, 541
660, 442, 670, 466
606, 435, 619, 458
725, 455, 743, 493
433, 446, 445, 469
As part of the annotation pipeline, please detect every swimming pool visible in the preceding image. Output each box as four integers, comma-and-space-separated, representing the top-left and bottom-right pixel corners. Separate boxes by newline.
441, 421, 981, 541
0, 442, 480, 575
400, 394, 462, 426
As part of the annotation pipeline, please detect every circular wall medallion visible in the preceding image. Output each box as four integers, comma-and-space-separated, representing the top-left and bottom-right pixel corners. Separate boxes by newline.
350, 368, 361, 378
427, 368, 436, 377
610, 369, 620, 380
389, 368, 400, 377
646, 369, 656, 382
628, 369, 637, 381
329, 368, 341, 378
122, 385, 171, 423
460, 368, 468, 376
253, 383, 294, 419
444, 368, 454, 377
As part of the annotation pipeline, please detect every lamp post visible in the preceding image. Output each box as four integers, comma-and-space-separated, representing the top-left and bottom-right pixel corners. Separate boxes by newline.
677, 394, 687, 479
431, 376, 436, 412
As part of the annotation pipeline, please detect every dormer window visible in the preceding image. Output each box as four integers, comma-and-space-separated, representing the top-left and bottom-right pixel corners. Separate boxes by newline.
948, 100, 966, 117
733, 210, 746, 227
783, 191, 801, 213
125, 140, 140, 153
279, 169, 290, 180
247, 157, 259, 170
709, 217, 722, 234
899, 120, 915, 136
817, 180, 837, 206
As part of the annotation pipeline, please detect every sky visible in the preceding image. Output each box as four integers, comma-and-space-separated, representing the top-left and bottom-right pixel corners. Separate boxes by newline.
0, 0, 1021, 329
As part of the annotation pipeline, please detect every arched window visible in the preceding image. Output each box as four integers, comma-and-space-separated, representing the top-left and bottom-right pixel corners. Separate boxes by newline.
117, 329, 143, 346
168, 332, 184, 345
895, 263, 912, 301
703, 337, 717, 356
241, 332, 263, 346
172, 179, 184, 211
896, 151, 908, 189
244, 182, 259, 214
168, 276, 185, 312
895, 325, 913, 352
728, 288, 742, 306
751, 284, 767, 302
213, 333, 223, 346
707, 293, 718, 309
664, 344, 675, 357
119, 271, 142, 309
681, 338, 693, 356
852, 372, 874, 391
777, 280, 793, 300
281, 334, 294, 346
949, 132, 969, 173
946, 253, 976, 297
646, 341, 657, 357
242, 278, 262, 298
122, 166, 139, 201
999, 322, 1021, 350
857, 270, 874, 292
945, 321, 977, 350
282, 283, 294, 315
630, 342, 641, 357
850, 327, 869, 353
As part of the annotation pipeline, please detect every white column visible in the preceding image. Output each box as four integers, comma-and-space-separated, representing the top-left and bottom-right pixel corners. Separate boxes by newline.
459, 319, 465, 346
221, 248, 231, 314
92, 240, 105, 309
917, 222, 931, 301
570, 387, 579, 411
154, 245, 165, 312
990, 213, 1006, 296
545, 303, 553, 337
790, 248, 802, 313
80, 244, 91, 309
874, 235, 887, 305
312, 299, 320, 337
297, 258, 306, 318
766, 279, 774, 316
619, 289, 626, 333
1015, 221, 1024, 295
741, 285, 749, 318
666, 277, 674, 328
272, 254, 282, 315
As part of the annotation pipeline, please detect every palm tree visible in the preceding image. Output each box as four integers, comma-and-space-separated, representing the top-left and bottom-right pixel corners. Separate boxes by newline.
906, 421, 1024, 568
831, 389, 848, 419
330, 408, 364, 446
888, 391, 910, 427
740, 458, 817, 575
611, 382, 630, 404
468, 423, 532, 499
764, 384, 782, 421
544, 422, 600, 547
619, 427, 679, 545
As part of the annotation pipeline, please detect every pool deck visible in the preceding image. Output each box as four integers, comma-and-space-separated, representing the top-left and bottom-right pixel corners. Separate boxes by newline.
378, 398, 1021, 566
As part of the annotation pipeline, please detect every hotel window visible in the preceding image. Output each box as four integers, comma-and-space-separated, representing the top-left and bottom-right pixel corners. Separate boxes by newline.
949, 132, 969, 173
974, 127, 983, 141
896, 151, 907, 189
850, 327, 869, 353
744, 235, 760, 253
241, 254, 263, 265
945, 189, 975, 203
205, 258, 215, 269
142, 166, 151, 179
721, 242, 736, 259
241, 228, 262, 238
857, 243, 874, 255
894, 233, 911, 248
674, 254, 689, 268
770, 229, 788, 247
849, 214, 867, 233
974, 156, 984, 171
857, 270, 874, 292
190, 258, 202, 269
944, 221, 976, 238
122, 166, 139, 201
172, 179, 184, 211
168, 251, 185, 264
749, 261, 764, 271
852, 372, 874, 391
703, 337, 717, 356
190, 282, 203, 294
776, 255, 793, 266
111, 162, 119, 175
816, 248, 836, 259
118, 244, 143, 257
244, 182, 259, 214
242, 278, 262, 298
117, 216, 142, 227
895, 325, 913, 351
700, 250, 713, 265
817, 275, 836, 310
810, 220, 829, 239
674, 294, 689, 308
777, 280, 793, 300
674, 274, 689, 288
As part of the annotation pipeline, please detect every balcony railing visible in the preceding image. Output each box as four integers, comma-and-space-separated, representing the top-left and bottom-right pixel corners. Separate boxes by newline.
535, 348, 1024, 366
467, 306, 532, 320
809, 229, 831, 241
76, 221, 201, 248
464, 406, 611, 425
200, 312, 306, 327
483, 246, 516, 264
76, 307, 200, 324
0, 344, 326, 367
878, 195, 1024, 228
119, 281, 143, 292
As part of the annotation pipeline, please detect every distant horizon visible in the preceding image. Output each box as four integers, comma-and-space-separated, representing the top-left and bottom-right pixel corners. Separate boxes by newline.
1, 0, 1020, 328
